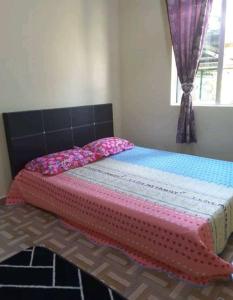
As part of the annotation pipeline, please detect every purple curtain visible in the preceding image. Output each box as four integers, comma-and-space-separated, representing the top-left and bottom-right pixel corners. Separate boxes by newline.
167, 0, 213, 143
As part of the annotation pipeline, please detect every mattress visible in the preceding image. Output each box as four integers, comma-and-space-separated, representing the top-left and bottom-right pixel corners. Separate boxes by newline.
7, 146, 233, 284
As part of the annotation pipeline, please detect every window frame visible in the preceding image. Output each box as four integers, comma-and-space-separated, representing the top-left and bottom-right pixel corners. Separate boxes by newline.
171, 0, 233, 107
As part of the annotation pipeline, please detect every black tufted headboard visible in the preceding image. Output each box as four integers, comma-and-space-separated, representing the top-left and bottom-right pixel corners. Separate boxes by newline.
3, 104, 114, 177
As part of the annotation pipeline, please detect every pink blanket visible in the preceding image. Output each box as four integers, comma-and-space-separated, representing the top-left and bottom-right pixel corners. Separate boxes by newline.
7, 169, 233, 284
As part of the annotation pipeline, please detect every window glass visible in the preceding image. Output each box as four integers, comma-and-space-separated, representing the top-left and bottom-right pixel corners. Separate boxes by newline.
173, 0, 233, 106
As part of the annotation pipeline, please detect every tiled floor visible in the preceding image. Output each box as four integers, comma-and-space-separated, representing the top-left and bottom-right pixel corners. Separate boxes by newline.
1, 203, 233, 300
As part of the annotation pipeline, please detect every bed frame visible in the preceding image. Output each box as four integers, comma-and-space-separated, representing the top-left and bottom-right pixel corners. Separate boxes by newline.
3, 104, 114, 177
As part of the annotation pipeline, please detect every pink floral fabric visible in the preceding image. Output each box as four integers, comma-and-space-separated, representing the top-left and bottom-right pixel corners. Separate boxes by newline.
25, 148, 99, 176
82, 137, 134, 158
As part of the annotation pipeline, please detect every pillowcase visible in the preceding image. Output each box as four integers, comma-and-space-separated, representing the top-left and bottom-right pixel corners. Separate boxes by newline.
82, 137, 134, 158
25, 148, 99, 176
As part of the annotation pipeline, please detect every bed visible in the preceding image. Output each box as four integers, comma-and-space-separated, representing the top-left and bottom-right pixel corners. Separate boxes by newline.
3, 105, 233, 285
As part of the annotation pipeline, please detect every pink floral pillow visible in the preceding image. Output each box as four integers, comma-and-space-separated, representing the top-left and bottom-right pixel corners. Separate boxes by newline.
25, 148, 99, 176
82, 137, 134, 158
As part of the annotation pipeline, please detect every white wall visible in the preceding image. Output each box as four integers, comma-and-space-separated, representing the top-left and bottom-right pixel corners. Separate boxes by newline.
1, 0, 233, 198
119, 0, 233, 162
0, 0, 121, 197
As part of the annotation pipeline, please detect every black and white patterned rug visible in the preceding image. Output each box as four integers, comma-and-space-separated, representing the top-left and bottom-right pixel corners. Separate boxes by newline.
0, 246, 127, 300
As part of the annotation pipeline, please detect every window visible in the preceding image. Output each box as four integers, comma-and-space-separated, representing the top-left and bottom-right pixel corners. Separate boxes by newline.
172, 0, 233, 106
